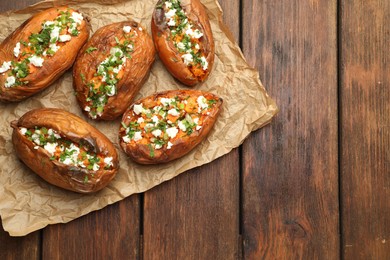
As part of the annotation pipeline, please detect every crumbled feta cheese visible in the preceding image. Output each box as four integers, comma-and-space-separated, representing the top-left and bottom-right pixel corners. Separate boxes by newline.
62, 158, 73, 165
133, 104, 144, 115
137, 117, 144, 124
167, 18, 176, 26
84, 106, 91, 112
13, 42, 21, 58
168, 108, 180, 116
44, 142, 57, 155
20, 127, 27, 135
176, 42, 185, 51
167, 141, 173, 149
144, 123, 155, 131
196, 126, 202, 131
193, 29, 203, 39
113, 64, 123, 74
54, 133, 61, 139
200, 56, 208, 70
71, 12, 84, 24
122, 135, 131, 143
50, 43, 60, 53
193, 118, 199, 125
138, 27, 143, 31
165, 9, 176, 19
110, 47, 123, 57
5, 76, 16, 88
92, 163, 100, 171
34, 146, 39, 150
151, 115, 159, 124
29, 55, 44, 67
178, 120, 187, 132
104, 157, 113, 166
155, 143, 162, 150
59, 34, 72, 42
165, 2, 172, 8
182, 53, 193, 65
152, 129, 162, 138
0, 61, 12, 73
133, 131, 143, 141
50, 26, 60, 42
160, 97, 172, 107
123, 26, 132, 33
33, 138, 41, 145
197, 96, 209, 111
195, 44, 200, 50
48, 129, 53, 135
166, 127, 178, 139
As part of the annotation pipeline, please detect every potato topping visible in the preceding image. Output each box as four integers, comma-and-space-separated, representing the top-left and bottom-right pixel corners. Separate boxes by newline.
1, 9, 84, 89
120, 94, 218, 156
81, 26, 138, 119
159, 0, 209, 77
19, 126, 114, 179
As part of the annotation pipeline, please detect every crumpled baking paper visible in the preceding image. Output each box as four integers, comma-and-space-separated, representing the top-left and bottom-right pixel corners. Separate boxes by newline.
0, 0, 278, 236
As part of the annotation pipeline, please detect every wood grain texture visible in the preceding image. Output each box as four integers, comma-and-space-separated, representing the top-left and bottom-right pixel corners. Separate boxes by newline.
340, 0, 390, 259
0, 2, 42, 260
42, 196, 140, 259
0, 221, 40, 260
142, 1, 241, 258
241, 0, 339, 258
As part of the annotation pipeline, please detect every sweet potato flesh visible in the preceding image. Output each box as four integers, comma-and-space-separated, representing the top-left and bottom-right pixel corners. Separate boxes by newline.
18, 126, 114, 181
120, 93, 219, 157
158, 0, 209, 81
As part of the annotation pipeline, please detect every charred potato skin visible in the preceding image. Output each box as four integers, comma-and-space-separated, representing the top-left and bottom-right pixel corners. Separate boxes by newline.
10, 108, 119, 193
73, 21, 156, 121
120, 90, 222, 164
0, 6, 90, 102
151, 0, 215, 86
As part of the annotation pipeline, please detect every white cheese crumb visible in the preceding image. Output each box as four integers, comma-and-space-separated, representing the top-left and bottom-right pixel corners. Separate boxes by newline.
167, 141, 173, 149
92, 163, 100, 171
167, 18, 176, 26
43, 21, 55, 28
29, 55, 44, 67
5, 76, 16, 88
84, 106, 91, 112
50, 26, 60, 42
152, 129, 162, 138
196, 126, 202, 131
50, 43, 60, 53
13, 42, 21, 58
133, 131, 143, 141
200, 56, 208, 70
133, 104, 144, 115
44, 142, 57, 155
165, 2, 172, 9
137, 117, 144, 124
160, 98, 172, 107
176, 42, 185, 51
59, 34, 72, 42
197, 96, 209, 112
71, 11, 84, 24
62, 157, 73, 165
178, 120, 187, 132
166, 127, 178, 139
34, 146, 39, 150
123, 26, 132, 33
0, 61, 12, 73
138, 27, 143, 31
104, 157, 113, 166
168, 108, 180, 117
151, 115, 159, 124
182, 53, 193, 65
165, 9, 176, 19
122, 135, 131, 143
106, 85, 116, 96
155, 143, 162, 150
20, 127, 27, 135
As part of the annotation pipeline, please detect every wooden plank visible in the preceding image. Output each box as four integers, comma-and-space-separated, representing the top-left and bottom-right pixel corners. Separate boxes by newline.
142, 1, 241, 257
241, 0, 339, 258
42, 196, 140, 259
0, 222, 40, 260
340, 0, 390, 259
0, 2, 42, 259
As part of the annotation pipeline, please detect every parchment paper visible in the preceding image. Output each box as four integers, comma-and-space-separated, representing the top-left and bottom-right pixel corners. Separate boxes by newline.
0, 0, 278, 236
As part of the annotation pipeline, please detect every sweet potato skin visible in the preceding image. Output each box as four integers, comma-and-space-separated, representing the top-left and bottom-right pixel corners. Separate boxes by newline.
73, 21, 156, 121
10, 108, 119, 193
0, 6, 89, 102
119, 90, 222, 164
151, 0, 215, 86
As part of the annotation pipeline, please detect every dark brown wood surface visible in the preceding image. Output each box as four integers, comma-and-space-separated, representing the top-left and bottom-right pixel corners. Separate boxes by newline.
340, 0, 390, 259
0, 0, 389, 259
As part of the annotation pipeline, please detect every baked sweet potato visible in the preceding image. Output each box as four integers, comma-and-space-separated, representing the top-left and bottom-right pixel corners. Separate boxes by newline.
11, 108, 119, 193
0, 6, 89, 102
119, 89, 222, 164
152, 0, 215, 86
73, 21, 156, 121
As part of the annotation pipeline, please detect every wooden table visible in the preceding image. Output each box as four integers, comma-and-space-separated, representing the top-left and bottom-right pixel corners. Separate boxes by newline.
1, 0, 389, 259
